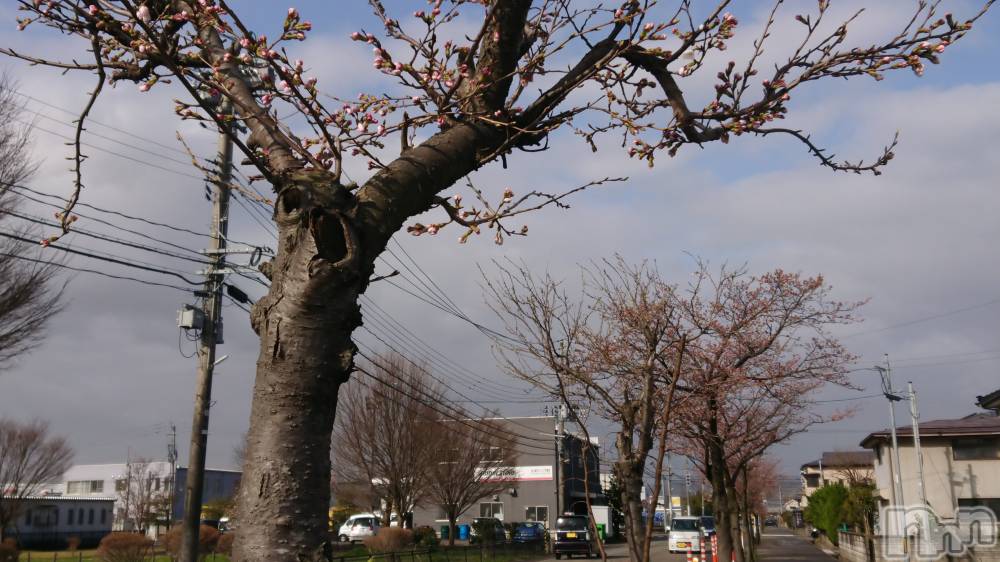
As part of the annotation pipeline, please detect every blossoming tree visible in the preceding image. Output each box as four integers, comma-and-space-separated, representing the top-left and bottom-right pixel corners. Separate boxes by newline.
3, 1, 990, 560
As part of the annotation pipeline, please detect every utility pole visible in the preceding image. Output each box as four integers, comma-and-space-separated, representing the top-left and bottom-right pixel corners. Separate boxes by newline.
684, 461, 691, 517
181, 101, 233, 562
876, 357, 906, 540
908, 381, 929, 545
554, 404, 565, 517
167, 423, 178, 528
665, 454, 673, 529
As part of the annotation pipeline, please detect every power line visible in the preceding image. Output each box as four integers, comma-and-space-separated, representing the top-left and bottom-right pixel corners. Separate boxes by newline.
15, 118, 206, 181
351, 357, 553, 455
14, 89, 194, 158
0, 229, 201, 285
359, 296, 530, 396
6, 182, 211, 242
0, 250, 192, 293
842, 297, 1000, 339
3, 207, 211, 266
356, 330, 552, 443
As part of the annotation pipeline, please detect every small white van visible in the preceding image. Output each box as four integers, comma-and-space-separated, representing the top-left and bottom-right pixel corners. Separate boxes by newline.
667, 516, 703, 553
337, 513, 380, 543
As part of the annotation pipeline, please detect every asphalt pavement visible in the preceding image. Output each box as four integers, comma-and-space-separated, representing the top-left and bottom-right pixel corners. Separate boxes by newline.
531, 528, 833, 562
756, 527, 835, 561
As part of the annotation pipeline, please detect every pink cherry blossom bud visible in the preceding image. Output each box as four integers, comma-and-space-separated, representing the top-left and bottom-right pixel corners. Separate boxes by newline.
427, 225, 439, 235
261, 93, 273, 105
357, 122, 367, 132
279, 80, 291, 92
411, 96, 421, 103
351, 31, 362, 41
239, 37, 251, 48
934, 44, 946, 53
520, 225, 528, 234
503, 187, 514, 199
136, 5, 151, 23
436, 116, 446, 126
377, 124, 386, 135
139, 82, 151, 92
453, 194, 462, 204
88, 5, 98, 16
644, 23, 654, 31
414, 10, 425, 18
445, 80, 455, 88
287, 7, 298, 18
432, 7, 440, 16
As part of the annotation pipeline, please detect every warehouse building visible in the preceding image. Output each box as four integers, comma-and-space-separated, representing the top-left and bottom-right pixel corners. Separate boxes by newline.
411, 415, 608, 532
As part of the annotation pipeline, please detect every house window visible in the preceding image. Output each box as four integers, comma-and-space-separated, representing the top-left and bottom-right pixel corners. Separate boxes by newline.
68, 509, 74, 525
480, 502, 503, 519
24, 510, 32, 526
67, 480, 104, 494
89, 509, 95, 524
958, 498, 1000, 514
804, 474, 820, 488
78, 508, 84, 524
525, 506, 548, 523
953, 438, 1000, 460
101, 509, 107, 524
115, 479, 128, 492
153, 477, 160, 492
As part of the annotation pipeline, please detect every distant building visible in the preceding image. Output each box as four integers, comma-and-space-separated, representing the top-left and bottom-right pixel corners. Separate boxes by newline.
799, 451, 876, 507
411, 416, 605, 531
61, 462, 240, 536
860, 406, 1000, 523
1, 494, 115, 549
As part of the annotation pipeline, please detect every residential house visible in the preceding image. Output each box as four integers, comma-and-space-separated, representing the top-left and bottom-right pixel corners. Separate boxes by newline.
799, 450, 876, 507
860, 389, 1000, 530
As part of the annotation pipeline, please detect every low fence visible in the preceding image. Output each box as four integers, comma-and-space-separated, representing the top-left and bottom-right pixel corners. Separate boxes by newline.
839, 530, 1000, 562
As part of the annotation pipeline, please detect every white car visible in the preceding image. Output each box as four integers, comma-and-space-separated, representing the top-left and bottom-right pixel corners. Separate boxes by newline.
337, 514, 380, 543
668, 517, 703, 553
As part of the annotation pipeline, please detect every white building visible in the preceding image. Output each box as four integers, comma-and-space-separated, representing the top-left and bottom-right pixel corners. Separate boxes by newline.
61, 462, 241, 537
860, 391, 1000, 533
2, 494, 115, 549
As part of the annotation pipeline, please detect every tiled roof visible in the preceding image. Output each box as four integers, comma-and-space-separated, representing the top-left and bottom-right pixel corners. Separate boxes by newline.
800, 450, 875, 469
860, 412, 1000, 448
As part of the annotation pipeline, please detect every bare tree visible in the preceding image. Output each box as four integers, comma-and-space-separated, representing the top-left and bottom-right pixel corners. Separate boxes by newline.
331, 354, 444, 528
426, 416, 517, 546
0, 418, 74, 541
485, 258, 687, 562
671, 264, 861, 562
4, 1, 992, 558
0, 76, 64, 370
119, 457, 171, 533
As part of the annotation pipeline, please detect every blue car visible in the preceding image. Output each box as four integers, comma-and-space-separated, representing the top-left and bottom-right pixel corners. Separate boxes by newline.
512, 522, 547, 544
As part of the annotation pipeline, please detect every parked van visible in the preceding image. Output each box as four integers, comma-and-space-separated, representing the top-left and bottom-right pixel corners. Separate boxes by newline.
667, 516, 702, 553
337, 514, 380, 543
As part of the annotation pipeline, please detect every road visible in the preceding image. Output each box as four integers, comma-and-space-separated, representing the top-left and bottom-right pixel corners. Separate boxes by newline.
757, 527, 835, 561
530, 528, 833, 562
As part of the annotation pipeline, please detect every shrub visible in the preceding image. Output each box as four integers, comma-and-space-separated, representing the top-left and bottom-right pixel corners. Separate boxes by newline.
67, 535, 81, 551
216, 532, 236, 556
413, 526, 439, 549
804, 482, 849, 545
363, 527, 413, 553
97, 532, 153, 562
0, 538, 19, 562
163, 525, 222, 559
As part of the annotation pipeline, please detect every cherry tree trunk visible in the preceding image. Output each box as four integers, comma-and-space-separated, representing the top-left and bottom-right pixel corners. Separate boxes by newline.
231, 174, 375, 562
615, 460, 647, 562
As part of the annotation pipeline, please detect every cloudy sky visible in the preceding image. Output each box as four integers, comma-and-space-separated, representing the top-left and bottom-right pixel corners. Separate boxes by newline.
0, 0, 997, 489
